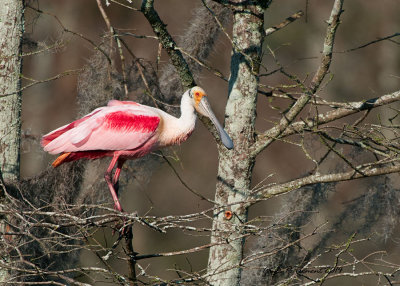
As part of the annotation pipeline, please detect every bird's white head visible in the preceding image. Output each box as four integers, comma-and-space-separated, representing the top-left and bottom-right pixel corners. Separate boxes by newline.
187, 86, 234, 150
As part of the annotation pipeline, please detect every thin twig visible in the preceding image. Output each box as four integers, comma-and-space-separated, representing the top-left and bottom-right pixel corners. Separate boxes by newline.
109, 0, 140, 11
161, 153, 216, 204
339, 32, 400, 53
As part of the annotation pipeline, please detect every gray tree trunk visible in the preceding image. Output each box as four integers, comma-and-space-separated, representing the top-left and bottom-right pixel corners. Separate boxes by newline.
0, 0, 24, 282
207, 2, 266, 285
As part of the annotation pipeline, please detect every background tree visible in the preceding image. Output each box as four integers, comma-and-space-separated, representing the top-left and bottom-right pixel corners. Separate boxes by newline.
1, 0, 400, 285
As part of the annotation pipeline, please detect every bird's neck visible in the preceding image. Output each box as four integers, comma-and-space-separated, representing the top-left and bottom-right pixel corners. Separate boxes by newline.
159, 95, 197, 146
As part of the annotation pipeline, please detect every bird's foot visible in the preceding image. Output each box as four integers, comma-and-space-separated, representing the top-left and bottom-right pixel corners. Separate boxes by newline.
113, 210, 137, 237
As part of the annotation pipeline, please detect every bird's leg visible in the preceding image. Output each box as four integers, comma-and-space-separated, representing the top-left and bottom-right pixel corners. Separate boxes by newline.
104, 155, 123, 212
105, 156, 131, 235
112, 158, 126, 195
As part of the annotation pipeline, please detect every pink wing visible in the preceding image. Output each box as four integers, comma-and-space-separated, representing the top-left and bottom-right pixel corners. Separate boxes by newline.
42, 102, 161, 155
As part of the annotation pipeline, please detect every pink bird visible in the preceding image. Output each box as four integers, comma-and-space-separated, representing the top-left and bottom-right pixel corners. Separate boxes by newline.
42, 87, 233, 212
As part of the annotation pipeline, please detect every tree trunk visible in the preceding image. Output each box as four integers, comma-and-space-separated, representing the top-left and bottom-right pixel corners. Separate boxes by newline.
0, 0, 23, 182
207, 2, 266, 285
0, 0, 24, 282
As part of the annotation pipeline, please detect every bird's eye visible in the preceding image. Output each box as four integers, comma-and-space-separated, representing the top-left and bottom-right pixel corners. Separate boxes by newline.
195, 92, 200, 97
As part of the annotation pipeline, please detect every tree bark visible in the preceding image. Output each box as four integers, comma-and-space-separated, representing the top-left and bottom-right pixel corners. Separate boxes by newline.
207, 2, 266, 285
0, 0, 24, 282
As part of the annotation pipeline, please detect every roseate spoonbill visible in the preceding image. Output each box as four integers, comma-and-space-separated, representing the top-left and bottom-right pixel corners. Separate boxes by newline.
42, 86, 233, 212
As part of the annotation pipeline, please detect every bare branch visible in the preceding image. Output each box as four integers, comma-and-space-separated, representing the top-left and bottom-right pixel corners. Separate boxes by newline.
0, 69, 83, 98
252, 90, 400, 157
262, 161, 400, 198
141, 0, 195, 89
96, 0, 129, 95
26, 4, 112, 64
265, 10, 304, 36
310, 0, 344, 90
280, 90, 400, 138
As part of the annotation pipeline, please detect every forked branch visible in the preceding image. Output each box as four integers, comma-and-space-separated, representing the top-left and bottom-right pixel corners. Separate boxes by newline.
252, 0, 344, 156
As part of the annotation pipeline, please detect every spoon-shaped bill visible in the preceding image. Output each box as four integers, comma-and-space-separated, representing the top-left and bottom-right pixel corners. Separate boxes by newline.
198, 97, 234, 149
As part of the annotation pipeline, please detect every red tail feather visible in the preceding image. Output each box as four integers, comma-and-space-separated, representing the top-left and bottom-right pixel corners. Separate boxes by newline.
51, 151, 111, 167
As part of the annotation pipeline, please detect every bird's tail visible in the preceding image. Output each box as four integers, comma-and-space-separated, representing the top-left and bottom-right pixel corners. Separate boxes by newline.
52, 152, 71, 167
